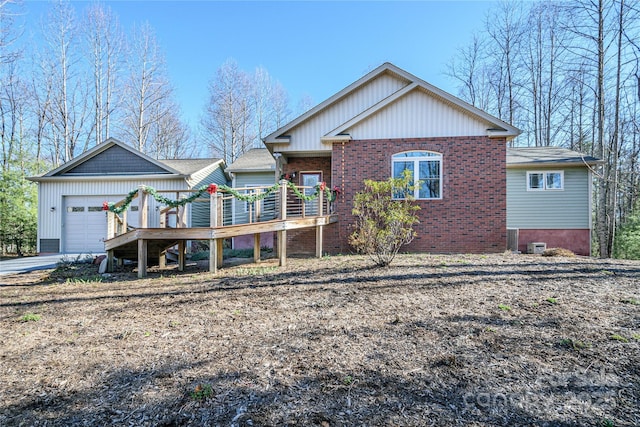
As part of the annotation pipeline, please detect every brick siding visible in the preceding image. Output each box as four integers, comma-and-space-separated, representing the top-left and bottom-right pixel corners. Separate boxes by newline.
517, 229, 591, 256
281, 137, 507, 255
282, 157, 332, 255
331, 137, 506, 254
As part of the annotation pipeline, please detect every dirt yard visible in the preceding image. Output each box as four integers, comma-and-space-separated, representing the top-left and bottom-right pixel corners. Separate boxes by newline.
0, 253, 638, 426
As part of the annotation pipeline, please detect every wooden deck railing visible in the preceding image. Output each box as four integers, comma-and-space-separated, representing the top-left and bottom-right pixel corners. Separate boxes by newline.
106, 180, 334, 240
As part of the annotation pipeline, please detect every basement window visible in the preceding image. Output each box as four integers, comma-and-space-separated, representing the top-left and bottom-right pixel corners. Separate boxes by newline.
527, 171, 563, 191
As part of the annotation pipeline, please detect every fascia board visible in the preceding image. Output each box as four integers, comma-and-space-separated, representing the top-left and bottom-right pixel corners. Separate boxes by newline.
44, 138, 183, 176
27, 173, 189, 182
263, 63, 401, 144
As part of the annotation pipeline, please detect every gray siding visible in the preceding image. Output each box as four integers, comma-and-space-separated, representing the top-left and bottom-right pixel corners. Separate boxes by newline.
507, 167, 590, 229
64, 145, 169, 175
233, 172, 278, 224
190, 164, 229, 227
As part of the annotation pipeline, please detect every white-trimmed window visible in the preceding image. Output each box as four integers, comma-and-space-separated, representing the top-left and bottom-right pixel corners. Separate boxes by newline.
527, 171, 564, 191
392, 151, 442, 199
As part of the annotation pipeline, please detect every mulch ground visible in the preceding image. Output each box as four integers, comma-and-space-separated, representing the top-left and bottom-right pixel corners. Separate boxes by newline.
0, 253, 638, 426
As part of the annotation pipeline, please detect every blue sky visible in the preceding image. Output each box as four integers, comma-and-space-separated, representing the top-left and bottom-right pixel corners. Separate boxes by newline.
25, 0, 496, 127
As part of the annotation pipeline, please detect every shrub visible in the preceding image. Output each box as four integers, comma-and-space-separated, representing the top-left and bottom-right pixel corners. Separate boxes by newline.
349, 172, 420, 267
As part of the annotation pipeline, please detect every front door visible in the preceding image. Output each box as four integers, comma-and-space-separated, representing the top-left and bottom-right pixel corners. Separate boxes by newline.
301, 172, 321, 216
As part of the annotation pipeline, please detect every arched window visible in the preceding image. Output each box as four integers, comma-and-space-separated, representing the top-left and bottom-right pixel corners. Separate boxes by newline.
392, 151, 442, 199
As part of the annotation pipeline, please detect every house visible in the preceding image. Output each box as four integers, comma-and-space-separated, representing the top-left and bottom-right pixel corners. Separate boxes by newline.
28, 138, 228, 254
264, 62, 521, 255
506, 147, 600, 255
225, 148, 277, 249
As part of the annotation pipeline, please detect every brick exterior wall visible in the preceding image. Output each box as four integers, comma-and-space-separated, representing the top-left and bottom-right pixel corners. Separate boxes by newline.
280, 137, 507, 255
328, 136, 507, 254
517, 229, 591, 256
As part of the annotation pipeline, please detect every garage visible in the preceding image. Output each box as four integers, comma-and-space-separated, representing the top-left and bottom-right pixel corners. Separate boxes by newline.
63, 196, 109, 253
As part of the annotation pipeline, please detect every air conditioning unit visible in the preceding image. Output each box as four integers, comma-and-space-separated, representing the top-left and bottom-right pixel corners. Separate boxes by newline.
528, 242, 546, 254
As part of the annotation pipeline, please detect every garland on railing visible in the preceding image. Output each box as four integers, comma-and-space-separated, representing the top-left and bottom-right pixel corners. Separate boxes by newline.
103, 181, 340, 214
286, 181, 341, 203
221, 183, 280, 202
102, 188, 139, 215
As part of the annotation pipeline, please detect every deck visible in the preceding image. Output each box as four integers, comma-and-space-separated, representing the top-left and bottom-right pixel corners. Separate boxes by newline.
103, 181, 338, 277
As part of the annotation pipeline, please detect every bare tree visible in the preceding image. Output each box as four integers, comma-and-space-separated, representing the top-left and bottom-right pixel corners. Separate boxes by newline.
84, 2, 123, 145
201, 59, 254, 165
147, 98, 192, 159
446, 33, 492, 111
484, 0, 526, 126
41, 0, 92, 164
121, 22, 173, 153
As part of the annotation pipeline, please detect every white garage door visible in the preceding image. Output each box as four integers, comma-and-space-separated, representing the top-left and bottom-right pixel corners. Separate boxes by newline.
63, 196, 109, 253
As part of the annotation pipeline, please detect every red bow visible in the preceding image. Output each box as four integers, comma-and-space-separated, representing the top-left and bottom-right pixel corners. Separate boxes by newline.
102, 201, 110, 211
207, 184, 218, 195
332, 186, 341, 194
319, 182, 326, 191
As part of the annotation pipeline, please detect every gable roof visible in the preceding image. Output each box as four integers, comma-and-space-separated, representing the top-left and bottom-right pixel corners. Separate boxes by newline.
160, 158, 224, 175
507, 147, 601, 168
226, 148, 276, 173
264, 62, 521, 146
28, 138, 224, 181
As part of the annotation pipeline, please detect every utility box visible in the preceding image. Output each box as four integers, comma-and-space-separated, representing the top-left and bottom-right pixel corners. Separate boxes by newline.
528, 242, 547, 254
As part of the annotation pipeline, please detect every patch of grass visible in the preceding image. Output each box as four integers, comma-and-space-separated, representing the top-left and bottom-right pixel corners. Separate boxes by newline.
610, 334, 629, 343
498, 304, 511, 311
602, 418, 615, 427
559, 338, 591, 350
620, 298, 639, 305
546, 297, 558, 304
342, 375, 354, 386
231, 266, 278, 276
65, 275, 103, 284
542, 247, 576, 257
20, 313, 42, 322
190, 383, 213, 400
632, 334, 640, 341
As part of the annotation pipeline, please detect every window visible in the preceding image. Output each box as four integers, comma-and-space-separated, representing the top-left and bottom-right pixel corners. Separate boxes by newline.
527, 171, 563, 191
392, 151, 442, 199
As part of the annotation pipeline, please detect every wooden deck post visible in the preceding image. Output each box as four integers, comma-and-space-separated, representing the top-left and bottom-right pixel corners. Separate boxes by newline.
138, 186, 148, 228
159, 248, 166, 269
209, 192, 219, 274
316, 192, 324, 258
137, 239, 147, 278
178, 240, 185, 271
106, 250, 114, 272
278, 180, 287, 267
137, 186, 149, 278
254, 233, 261, 263
107, 212, 115, 239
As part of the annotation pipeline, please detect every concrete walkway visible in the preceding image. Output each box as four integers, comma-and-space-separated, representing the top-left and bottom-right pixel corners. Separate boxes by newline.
0, 254, 98, 277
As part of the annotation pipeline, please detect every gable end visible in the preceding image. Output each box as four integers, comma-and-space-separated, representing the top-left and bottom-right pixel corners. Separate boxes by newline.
61, 145, 170, 175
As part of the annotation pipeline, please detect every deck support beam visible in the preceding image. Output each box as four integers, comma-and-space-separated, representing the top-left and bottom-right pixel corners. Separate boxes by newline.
137, 239, 147, 278
316, 225, 324, 258
316, 195, 324, 258
254, 233, 261, 263
178, 240, 185, 271
278, 230, 287, 267
209, 239, 217, 274
159, 249, 166, 269
106, 250, 114, 273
